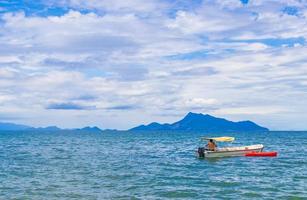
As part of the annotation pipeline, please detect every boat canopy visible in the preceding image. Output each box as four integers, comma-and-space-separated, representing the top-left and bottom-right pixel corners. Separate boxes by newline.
202, 136, 235, 142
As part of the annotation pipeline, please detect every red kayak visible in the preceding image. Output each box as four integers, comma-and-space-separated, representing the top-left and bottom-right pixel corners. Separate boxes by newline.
245, 151, 277, 157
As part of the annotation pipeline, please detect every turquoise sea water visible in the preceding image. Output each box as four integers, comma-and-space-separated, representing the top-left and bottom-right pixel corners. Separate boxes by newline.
0, 131, 306, 199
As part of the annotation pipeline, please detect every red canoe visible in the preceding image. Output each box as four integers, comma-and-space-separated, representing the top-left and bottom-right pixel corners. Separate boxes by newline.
245, 151, 277, 157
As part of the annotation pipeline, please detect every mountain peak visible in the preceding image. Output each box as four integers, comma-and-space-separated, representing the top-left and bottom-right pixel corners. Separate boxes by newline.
78, 126, 102, 132
186, 112, 201, 116
130, 112, 269, 132
184, 112, 214, 119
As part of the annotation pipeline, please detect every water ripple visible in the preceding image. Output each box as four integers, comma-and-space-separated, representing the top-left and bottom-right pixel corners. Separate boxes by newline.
0, 131, 306, 199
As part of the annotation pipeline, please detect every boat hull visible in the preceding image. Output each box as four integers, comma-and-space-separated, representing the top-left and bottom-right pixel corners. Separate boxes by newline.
245, 151, 277, 157
197, 144, 264, 158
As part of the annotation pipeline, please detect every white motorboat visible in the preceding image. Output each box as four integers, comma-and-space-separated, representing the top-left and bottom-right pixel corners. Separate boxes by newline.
196, 137, 264, 158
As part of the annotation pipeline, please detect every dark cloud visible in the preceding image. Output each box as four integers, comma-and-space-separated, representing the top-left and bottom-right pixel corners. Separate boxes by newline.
42, 58, 149, 81
0, 114, 25, 121
72, 95, 97, 101
172, 67, 218, 77
43, 58, 85, 68
39, 35, 139, 54
112, 65, 148, 81
106, 105, 139, 110
46, 102, 95, 110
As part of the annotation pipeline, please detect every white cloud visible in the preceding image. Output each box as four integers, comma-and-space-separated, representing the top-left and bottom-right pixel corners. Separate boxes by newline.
214, 0, 243, 9
0, 68, 16, 78
0, 1, 307, 130
166, 8, 250, 36
183, 98, 218, 109
214, 106, 287, 115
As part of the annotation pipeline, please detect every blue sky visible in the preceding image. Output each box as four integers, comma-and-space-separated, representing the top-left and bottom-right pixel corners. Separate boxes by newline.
0, 0, 307, 130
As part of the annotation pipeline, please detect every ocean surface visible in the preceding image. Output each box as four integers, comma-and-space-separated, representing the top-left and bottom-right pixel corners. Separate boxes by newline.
0, 131, 306, 199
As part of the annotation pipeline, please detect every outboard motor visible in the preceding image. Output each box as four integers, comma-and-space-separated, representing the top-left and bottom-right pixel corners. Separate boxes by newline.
197, 147, 205, 158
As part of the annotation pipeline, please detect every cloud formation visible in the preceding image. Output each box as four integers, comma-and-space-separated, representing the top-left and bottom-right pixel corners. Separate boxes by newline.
0, 0, 307, 130
46, 102, 95, 110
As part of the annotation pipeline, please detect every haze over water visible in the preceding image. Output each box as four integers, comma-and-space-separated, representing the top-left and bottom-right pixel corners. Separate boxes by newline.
0, 131, 306, 199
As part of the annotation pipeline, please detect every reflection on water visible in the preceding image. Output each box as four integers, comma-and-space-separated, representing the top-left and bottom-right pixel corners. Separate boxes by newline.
205, 157, 233, 163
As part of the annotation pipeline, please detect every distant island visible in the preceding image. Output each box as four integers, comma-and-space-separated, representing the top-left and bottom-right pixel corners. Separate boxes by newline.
0, 112, 269, 132
0, 122, 102, 132
130, 112, 269, 132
